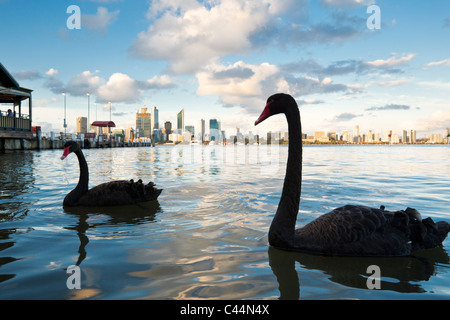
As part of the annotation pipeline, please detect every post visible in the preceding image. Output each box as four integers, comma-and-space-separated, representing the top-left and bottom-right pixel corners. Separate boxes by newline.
86, 92, 90, 132
63, 92, 67, 139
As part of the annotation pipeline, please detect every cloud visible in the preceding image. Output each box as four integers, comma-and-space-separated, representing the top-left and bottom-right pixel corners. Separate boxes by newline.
366, 104, 411, 111
42, 68, 175, 103
425, 58, 450, 67
97, 73, 141, 103
130, 0, 284, 74
364, 53, 415, 68
44, 69, 65, 94
12, 70, 42, 81
142, 75, 177, 89
320, 0, 375, 8
282, 55, 413, 79
332, 112, 362, 122
129, 0, 329, 74
82, 7, 119, 33
45, 68, 59, 77
66, 70, 105, 96
444, 16, 450, 28
297, 99, 325, 105
196, 60, 352, 114
196, 61, 280, 111
414, 110, 450, 132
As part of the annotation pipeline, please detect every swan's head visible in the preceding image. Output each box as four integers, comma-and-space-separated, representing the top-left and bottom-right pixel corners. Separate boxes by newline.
255, 93, 297, 125
61, 141, 81, 160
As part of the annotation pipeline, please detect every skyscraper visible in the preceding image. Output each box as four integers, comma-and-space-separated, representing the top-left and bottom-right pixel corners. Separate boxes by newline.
136, 108, 151, 138
410, 130, 416, 144
177, 108, 184, 132
197, 119, 205, 142
209, 119, 219, 141
164, 121, 172, 135
151, 106, 159, 132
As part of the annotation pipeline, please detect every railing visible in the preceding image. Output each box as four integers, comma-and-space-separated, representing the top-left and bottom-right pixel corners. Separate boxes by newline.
0, 114, 31, 131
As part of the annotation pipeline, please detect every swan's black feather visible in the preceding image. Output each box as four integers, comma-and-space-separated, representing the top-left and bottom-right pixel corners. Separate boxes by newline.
61, 141, 162, 207
257, 93, 450, 256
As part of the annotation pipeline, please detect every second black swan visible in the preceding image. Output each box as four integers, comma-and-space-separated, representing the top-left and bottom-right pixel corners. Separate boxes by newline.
255, 93, 450, 256
60, 141, 162, 207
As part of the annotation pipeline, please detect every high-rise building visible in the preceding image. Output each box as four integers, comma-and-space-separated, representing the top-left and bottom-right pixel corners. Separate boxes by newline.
76, 117, 87, 134
209, 119, 219, 141
402, 130, 408, 144
197, 119, 205, 142
177, 108, 184, 132
185, 125, 194, 135
136, 108, 151, 138
164, 121, 172, 135
410, 130, 416, 144
151, 106, 159, 132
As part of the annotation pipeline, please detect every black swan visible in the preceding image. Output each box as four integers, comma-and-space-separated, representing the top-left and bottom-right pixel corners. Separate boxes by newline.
255, 93, 450, 256
60, 141, 162, 207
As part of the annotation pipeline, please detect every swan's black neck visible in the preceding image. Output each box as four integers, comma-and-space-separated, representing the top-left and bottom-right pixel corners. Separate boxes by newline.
269, 104, 302, 248
63, 149, 89, 206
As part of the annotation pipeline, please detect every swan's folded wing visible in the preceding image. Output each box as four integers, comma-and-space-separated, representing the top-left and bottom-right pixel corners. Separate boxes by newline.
295, 205, 411, 256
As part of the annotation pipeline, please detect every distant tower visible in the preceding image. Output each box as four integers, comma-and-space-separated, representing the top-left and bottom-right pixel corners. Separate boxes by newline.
136, 108, 151, 138
209, 119, 219, 141
164, 121, 172, 135
410, 130, 417, 144
177, 108, 184, 132
197, 119, 205, 142
151, 106, 159, 131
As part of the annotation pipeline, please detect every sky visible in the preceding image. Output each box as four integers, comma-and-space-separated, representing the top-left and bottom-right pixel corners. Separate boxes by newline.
1, 0, 450, 139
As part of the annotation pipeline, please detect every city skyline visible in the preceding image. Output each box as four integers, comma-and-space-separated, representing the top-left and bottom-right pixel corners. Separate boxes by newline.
1, 1, 450, 138
73, 103, 449, 144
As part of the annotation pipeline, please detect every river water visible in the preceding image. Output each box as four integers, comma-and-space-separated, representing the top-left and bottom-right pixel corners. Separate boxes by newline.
0, 144, 449, 300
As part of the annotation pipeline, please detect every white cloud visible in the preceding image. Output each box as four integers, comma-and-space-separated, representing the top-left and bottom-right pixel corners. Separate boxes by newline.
320, 0, 375, 8
130, 0, 293, 74
196, 61, 280, 111
66, 70, 105, 96
82, 7, 119, 32
414, 110, 450, 132
97, 73, 141, 103
45, 68, 59, 77
144, 75, 176, 89
364, 53, 415, 68
425, 58, 450, 67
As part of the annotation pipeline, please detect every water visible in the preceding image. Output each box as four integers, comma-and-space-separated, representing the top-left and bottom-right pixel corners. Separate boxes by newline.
0, 144, 449, 300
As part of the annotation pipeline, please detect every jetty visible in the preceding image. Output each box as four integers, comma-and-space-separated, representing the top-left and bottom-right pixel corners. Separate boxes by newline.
0, 62, 34, 150
0, 63, 151, 151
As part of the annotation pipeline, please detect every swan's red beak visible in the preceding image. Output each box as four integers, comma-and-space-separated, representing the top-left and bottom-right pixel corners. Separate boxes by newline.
255, 101, 273, 126
61, 146, 71, 160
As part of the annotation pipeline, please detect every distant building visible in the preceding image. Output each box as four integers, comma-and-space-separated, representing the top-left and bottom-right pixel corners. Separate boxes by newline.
136, 108, 151, 138
185, 125, 194, 136
151, 106, 159, 132
209, 119, 220, 141
177, 108, 184, 131
410, 130, 416, 144
314, 131, 326, 141
125, 127, 135, 142
197, 119, 205, 142
76, 117, 87, 134
164, 121, 172, 135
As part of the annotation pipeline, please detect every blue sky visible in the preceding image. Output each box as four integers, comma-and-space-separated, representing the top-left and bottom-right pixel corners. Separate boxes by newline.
1, 0, 450, 138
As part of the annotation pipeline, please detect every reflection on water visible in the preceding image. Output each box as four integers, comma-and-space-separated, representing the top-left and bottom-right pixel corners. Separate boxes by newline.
0, 145, 449, 299
269, 246, 450, 300
63, 201, 161, 267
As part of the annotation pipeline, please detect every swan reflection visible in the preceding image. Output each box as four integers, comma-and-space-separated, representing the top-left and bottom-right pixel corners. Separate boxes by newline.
268, 246, 450, 300
64, 201, 161, 266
